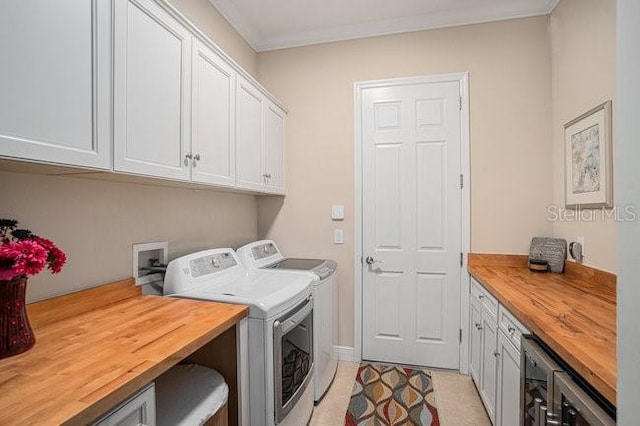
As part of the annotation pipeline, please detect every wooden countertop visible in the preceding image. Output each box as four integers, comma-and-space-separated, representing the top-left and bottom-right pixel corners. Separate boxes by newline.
468, 255, 616, 405
0, 279, 248, 425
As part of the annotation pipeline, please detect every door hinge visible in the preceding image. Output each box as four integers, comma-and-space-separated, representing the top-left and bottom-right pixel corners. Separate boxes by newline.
459, 328, 463, 343
460, 252, 464, 267
459, 174, 464, 189
459, 96, 462, 110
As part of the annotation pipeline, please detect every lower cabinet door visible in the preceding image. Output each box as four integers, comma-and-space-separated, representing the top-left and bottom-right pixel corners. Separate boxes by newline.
469, 300, 483, 386
480, 308, 498, 424
496, 331, 521, 426
93, 383, 156, 426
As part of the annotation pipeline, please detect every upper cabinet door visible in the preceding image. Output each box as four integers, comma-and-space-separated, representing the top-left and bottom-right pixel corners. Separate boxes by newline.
0, 0, 112, 169
191, 39, 236, 187
235, 76, 265, 192
264, 101, 285, 194
113, 0, 191, 180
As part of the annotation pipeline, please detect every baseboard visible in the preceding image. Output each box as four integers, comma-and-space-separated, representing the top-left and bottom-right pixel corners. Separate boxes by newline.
336, 346, 357, 362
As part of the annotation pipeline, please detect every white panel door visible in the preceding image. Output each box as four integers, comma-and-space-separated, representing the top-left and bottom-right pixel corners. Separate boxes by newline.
496, 331, 521, 426
0, 0, 111, 169
235, 76, 265, 191
362, 80, 462, 368
191, 39, 236, 187
264, 101, 285, 194
114, 0, 191, 180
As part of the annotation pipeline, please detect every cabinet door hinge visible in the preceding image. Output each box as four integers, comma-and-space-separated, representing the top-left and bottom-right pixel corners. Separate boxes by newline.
459, 328, 463, 343
460, 252, 464, 267
460, 174, 464, 189
459, 96, 463, 110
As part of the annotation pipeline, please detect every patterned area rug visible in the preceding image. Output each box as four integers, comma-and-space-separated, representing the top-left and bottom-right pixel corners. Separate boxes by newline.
345, 363, 440, 426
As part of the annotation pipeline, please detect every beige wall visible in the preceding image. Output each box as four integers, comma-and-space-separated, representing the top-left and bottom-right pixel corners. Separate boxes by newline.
2, 0, 259, 303
167, 0, 257, 76
257, 17, 554, 347
550, 0, 617, 272
1, 171, 257, 303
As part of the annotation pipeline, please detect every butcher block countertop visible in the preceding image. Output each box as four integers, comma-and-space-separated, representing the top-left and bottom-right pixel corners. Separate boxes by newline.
0, 279, 248, 426
468, 254, 616, 405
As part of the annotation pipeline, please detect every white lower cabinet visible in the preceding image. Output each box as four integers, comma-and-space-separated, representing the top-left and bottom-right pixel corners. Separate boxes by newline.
93, 383, 156, 426
479, 307, 498, 423
469, 300, 482, 384
470, 277, 529, 426
496, 330, 521, 426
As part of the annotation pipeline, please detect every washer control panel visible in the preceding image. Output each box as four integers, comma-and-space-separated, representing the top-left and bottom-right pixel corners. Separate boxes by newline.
251, 242, 279, 260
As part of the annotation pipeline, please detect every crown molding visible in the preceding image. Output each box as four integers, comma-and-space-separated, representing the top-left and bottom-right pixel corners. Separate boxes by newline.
210, 0, 562, 52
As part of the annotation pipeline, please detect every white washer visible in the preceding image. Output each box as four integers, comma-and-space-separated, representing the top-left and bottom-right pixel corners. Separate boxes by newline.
163, 248, 317, 426
237, 240, 338, 403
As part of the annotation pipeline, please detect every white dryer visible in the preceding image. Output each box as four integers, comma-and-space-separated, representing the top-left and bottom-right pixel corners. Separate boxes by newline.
236, 240, 338, 402
163, 248, 317, 426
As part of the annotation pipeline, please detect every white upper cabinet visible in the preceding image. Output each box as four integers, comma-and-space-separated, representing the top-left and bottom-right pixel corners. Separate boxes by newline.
236, 76, 265, 192
236, 76, 287, 194
191, 39, 236, 187
113, 0, 192, 180
1, 0, 286, 194
0, 0, 112, 169
264, 101, 285, 194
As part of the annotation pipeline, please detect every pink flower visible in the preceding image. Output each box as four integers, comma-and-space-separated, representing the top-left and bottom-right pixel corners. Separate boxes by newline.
33, 237, 66, 274
33, 237, 54, 251
0, 240, 47, 279
47, 246, 66, 274
0, 221, 67, 280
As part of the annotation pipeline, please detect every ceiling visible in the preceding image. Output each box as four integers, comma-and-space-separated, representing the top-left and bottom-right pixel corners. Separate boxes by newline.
209, 0, 560, 52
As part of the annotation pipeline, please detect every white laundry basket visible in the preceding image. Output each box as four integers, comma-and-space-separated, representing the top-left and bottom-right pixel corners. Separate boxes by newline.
155, 364, 229, 426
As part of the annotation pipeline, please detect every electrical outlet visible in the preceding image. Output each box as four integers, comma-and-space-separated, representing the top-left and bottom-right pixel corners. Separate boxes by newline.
576, 236, 585, 256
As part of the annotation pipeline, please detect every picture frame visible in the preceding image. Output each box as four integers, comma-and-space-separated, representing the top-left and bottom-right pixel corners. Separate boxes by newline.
564, 100, 613, 209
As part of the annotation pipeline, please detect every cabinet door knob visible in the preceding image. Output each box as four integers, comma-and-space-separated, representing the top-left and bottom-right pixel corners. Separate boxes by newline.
193, 153, 201, 161
185, 152, 193, 160
478, 294, 485, 300
474, 322, 482, 330
508, 326, 516, 334
494, 351, 500, 358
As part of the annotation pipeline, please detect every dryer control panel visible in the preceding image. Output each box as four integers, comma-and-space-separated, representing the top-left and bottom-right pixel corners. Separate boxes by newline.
189, 252, 237, 278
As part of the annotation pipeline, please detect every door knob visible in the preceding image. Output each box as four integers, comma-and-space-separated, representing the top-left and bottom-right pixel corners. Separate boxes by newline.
365, 256, 376, 265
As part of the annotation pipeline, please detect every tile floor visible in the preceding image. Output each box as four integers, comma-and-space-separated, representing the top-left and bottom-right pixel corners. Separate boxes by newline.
310, 361, 491, 426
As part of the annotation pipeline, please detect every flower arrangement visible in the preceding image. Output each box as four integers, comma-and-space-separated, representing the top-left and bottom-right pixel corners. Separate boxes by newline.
0, 219, 66, 281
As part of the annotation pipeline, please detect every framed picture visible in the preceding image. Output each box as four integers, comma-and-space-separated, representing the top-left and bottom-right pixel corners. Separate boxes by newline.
564, 100, 613, 209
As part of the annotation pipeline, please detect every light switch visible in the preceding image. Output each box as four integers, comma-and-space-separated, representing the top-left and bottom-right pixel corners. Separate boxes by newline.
332, 205, 344, 221
334, 229, 344, 244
